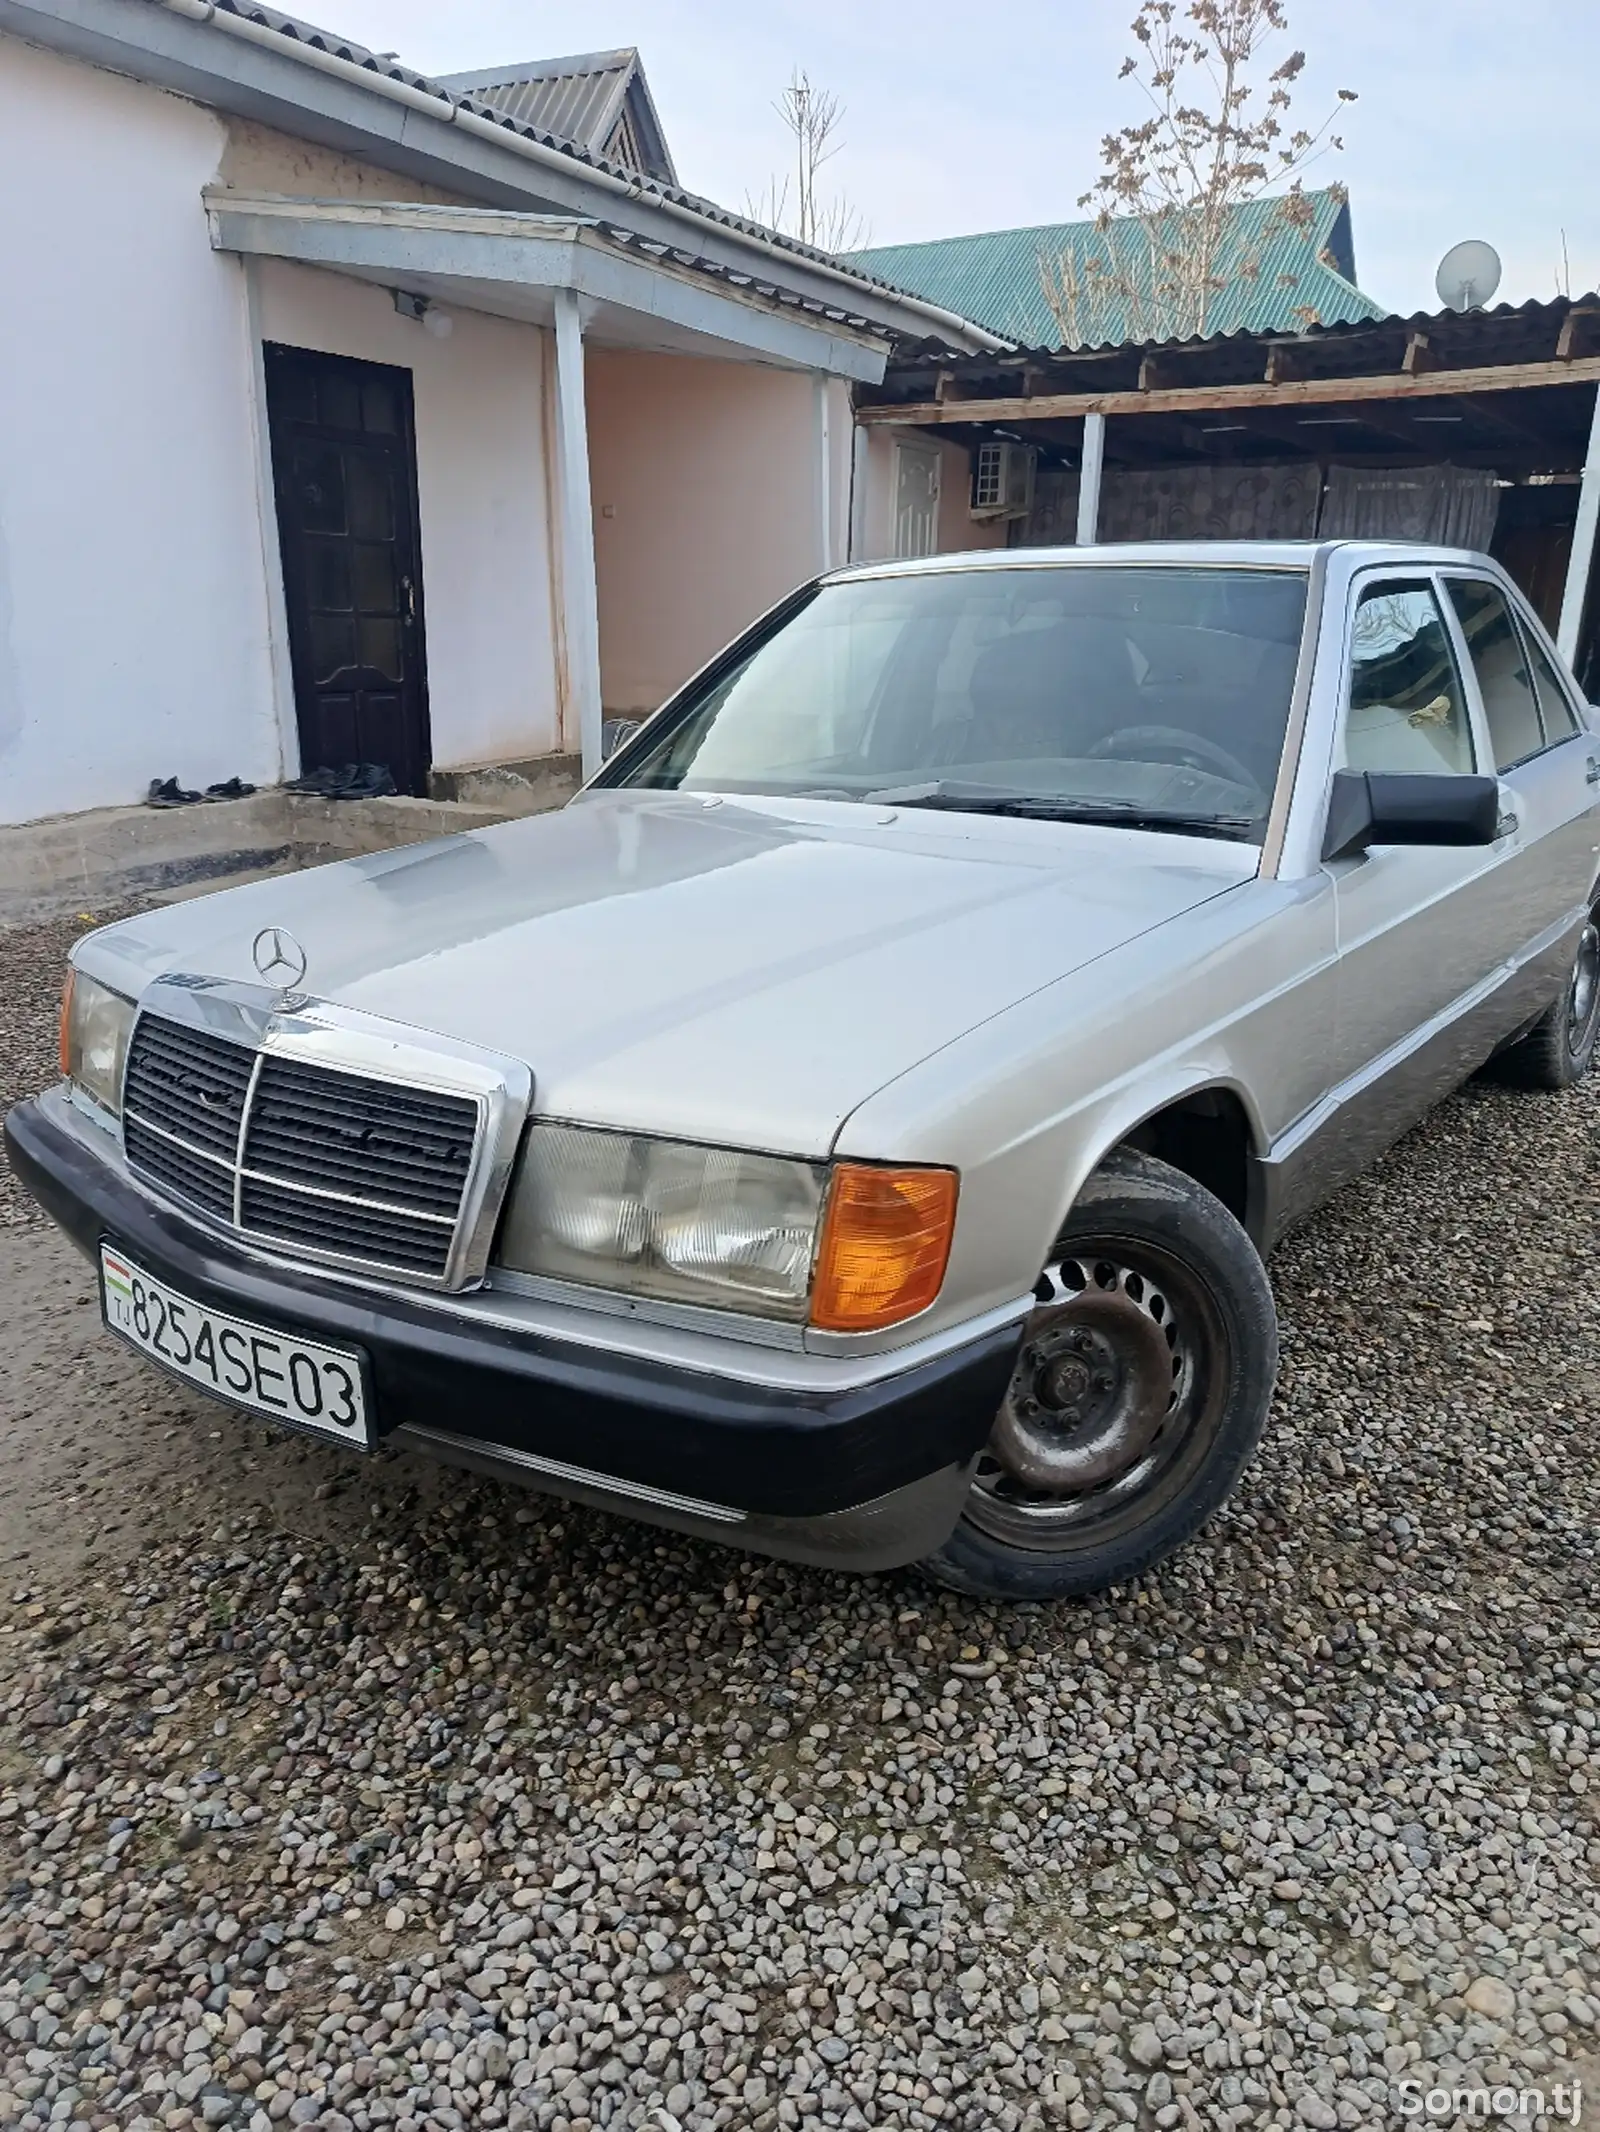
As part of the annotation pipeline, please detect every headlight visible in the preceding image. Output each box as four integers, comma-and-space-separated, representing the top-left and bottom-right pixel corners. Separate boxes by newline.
500, 1126, 826, 1319
60, 968, 136, 1117
498, 1124, 958, 1330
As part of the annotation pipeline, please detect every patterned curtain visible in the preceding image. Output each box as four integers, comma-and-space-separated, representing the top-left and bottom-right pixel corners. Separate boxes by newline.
1021, 462, 1323, 546
1316, 464, 1502, 551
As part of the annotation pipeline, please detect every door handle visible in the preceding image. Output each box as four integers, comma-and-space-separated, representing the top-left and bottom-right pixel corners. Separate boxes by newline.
1496, 809, 1519, 839
1587, 757, 1600, 784
400, 574, 416, 625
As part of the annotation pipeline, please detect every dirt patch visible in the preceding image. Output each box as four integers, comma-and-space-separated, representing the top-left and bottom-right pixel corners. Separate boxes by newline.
0, 1224, 467, 1586
0, 907, 135, 1230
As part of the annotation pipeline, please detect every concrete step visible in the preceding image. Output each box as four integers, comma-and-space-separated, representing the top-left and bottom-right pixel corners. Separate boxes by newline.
144, 858, 306, 906
1, 785, 558, 926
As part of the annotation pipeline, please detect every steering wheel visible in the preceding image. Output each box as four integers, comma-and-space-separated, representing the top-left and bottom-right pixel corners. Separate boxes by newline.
1087, 724, 1261, 796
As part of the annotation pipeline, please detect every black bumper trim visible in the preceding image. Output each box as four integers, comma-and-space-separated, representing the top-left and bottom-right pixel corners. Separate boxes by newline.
6, 1096, 1021, 1519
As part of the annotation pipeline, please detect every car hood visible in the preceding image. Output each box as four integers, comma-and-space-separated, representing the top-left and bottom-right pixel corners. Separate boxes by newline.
83, 792, 1251, 1157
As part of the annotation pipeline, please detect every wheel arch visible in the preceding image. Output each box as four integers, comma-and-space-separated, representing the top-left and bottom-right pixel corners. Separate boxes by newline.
1062, 1076, 1269, 1249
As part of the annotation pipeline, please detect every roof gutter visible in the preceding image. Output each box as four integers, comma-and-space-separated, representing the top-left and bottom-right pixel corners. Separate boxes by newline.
153, 0, 1006, 352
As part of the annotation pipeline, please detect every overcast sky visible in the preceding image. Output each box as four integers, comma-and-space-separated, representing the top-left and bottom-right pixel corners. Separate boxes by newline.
317, 0, 1599, 318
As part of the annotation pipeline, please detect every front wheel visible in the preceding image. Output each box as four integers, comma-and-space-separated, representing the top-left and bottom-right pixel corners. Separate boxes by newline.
1493, 899, 1600, 1090
921, 1149, 1277, 1602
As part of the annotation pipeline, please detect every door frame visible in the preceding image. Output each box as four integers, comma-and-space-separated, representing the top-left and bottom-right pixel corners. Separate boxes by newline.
262, 341, 433, 795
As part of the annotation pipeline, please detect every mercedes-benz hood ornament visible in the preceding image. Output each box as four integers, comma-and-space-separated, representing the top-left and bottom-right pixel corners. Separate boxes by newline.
252, 925, 308, 996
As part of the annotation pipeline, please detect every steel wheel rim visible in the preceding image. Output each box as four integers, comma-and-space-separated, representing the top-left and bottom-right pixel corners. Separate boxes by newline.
967, 1239, 1229, 1552
1568, 919, 1600, 1058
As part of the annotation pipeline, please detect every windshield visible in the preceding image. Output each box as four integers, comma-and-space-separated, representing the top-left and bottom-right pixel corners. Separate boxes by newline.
607, 563, 1309, 843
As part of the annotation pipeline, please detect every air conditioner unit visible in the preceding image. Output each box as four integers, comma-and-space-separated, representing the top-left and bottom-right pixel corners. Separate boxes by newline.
970, 439, 1036, 521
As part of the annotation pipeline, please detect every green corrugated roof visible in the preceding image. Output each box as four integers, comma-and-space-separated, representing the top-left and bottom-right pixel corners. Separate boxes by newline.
847, 189, 1383, 349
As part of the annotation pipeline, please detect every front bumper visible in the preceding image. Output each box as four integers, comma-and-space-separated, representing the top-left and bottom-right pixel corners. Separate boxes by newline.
5, 1093, 1021, 1570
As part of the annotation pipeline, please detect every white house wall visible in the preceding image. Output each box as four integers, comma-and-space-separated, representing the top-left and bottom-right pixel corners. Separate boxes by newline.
586, 354, 853, 717
0, 36, 564, 829
853, 426, 1008, 564
250, 259, 562, 772
0, 35, 279, 826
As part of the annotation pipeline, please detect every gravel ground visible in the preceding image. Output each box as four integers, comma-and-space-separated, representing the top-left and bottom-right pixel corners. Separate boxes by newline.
2, 912, 1598, 2132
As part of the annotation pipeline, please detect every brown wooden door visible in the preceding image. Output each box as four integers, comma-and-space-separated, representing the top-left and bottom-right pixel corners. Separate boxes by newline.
264, 344, 431, 796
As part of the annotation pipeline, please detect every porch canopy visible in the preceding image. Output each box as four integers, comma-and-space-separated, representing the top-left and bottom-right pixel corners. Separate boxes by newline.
211, 191, 894, 776
859, 297, 1600, 694
206, 192, 893, 379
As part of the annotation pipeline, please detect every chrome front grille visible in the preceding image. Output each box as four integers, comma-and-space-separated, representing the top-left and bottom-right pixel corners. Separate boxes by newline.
121, 1011, 485, 1282
124, 1018, 255, 1158
247, 1056, 474, 1218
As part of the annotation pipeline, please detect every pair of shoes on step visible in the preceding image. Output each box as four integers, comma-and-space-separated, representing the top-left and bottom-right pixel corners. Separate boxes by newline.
282, 762, 398, 800
146, 775, 258, 808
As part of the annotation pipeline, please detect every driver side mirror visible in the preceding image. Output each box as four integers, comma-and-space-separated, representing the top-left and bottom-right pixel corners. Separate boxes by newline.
1322, 770, 1500, 862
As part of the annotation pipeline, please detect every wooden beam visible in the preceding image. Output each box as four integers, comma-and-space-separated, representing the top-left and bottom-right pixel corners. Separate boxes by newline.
1455, 393, 1566, 453
856, 353, 1600, 427
1138, 353, 1181, 391
1402, 331, 1439, 375
1263, 344, 1306, 385
1557, 309, 1600, 361
1298, 403, 1427, 453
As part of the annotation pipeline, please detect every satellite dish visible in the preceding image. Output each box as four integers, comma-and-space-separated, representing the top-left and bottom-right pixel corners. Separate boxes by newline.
1435, 239, 1502, 312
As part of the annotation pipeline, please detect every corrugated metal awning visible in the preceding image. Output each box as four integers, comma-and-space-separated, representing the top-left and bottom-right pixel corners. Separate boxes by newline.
206, 193, 893, 380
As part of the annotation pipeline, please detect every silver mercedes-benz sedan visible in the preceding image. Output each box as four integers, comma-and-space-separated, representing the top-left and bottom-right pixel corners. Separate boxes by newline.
10, 541, 1598, 1600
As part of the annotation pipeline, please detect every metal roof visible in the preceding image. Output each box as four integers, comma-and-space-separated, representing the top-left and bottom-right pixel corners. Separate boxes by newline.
179, 0, 991, 339
435, 49, 678, 188
848, 190, 1382, 351
866, 294, 1600, 497
885, 290, 1600, 381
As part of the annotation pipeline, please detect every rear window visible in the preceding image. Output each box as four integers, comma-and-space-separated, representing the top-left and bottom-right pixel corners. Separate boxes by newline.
1519, 618, 1581, 743
1446, 578, 1546, 770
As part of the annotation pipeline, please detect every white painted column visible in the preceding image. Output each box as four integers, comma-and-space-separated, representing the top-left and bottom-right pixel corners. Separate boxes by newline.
552, 288, 604, 778
1558, 382, 1600, 668
1076, 411, 1106, 546
241, 256, 299, 780
813, 373, 833, 573
847, 420, 870, 563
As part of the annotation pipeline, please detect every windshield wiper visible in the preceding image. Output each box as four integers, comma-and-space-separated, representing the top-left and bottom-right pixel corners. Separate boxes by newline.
864, 782, 1257, 840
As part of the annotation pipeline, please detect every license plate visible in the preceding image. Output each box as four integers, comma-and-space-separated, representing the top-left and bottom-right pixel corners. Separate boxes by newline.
99, 1245, 372, 1447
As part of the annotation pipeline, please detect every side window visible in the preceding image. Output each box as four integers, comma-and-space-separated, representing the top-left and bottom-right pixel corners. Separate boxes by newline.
1515, 613, 1581, 743
1345, 580, 1476, 775
1445, 578, 1545, 769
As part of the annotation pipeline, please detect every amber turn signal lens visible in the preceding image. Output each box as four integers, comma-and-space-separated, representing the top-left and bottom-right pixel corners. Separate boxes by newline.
810, 1164, 958, 1332
58, 967, 75, 1079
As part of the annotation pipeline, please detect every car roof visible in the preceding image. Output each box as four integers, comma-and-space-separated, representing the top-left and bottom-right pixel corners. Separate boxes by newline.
828, 539, 1495, 583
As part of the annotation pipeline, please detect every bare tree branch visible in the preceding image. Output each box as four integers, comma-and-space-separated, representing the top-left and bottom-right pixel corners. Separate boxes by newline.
746, 68, 870, 254
1042, 0, 1356, 348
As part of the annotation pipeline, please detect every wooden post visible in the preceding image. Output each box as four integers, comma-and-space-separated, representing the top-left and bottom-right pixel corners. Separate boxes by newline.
552, 289, 604, 780
1558, 383, 1600, 670
1077, 412, 1106, 545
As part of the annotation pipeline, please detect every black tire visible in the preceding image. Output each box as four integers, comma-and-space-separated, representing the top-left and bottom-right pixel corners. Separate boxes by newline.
1492, 901, 1600, 1090
920, 1148, 1276, 1602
